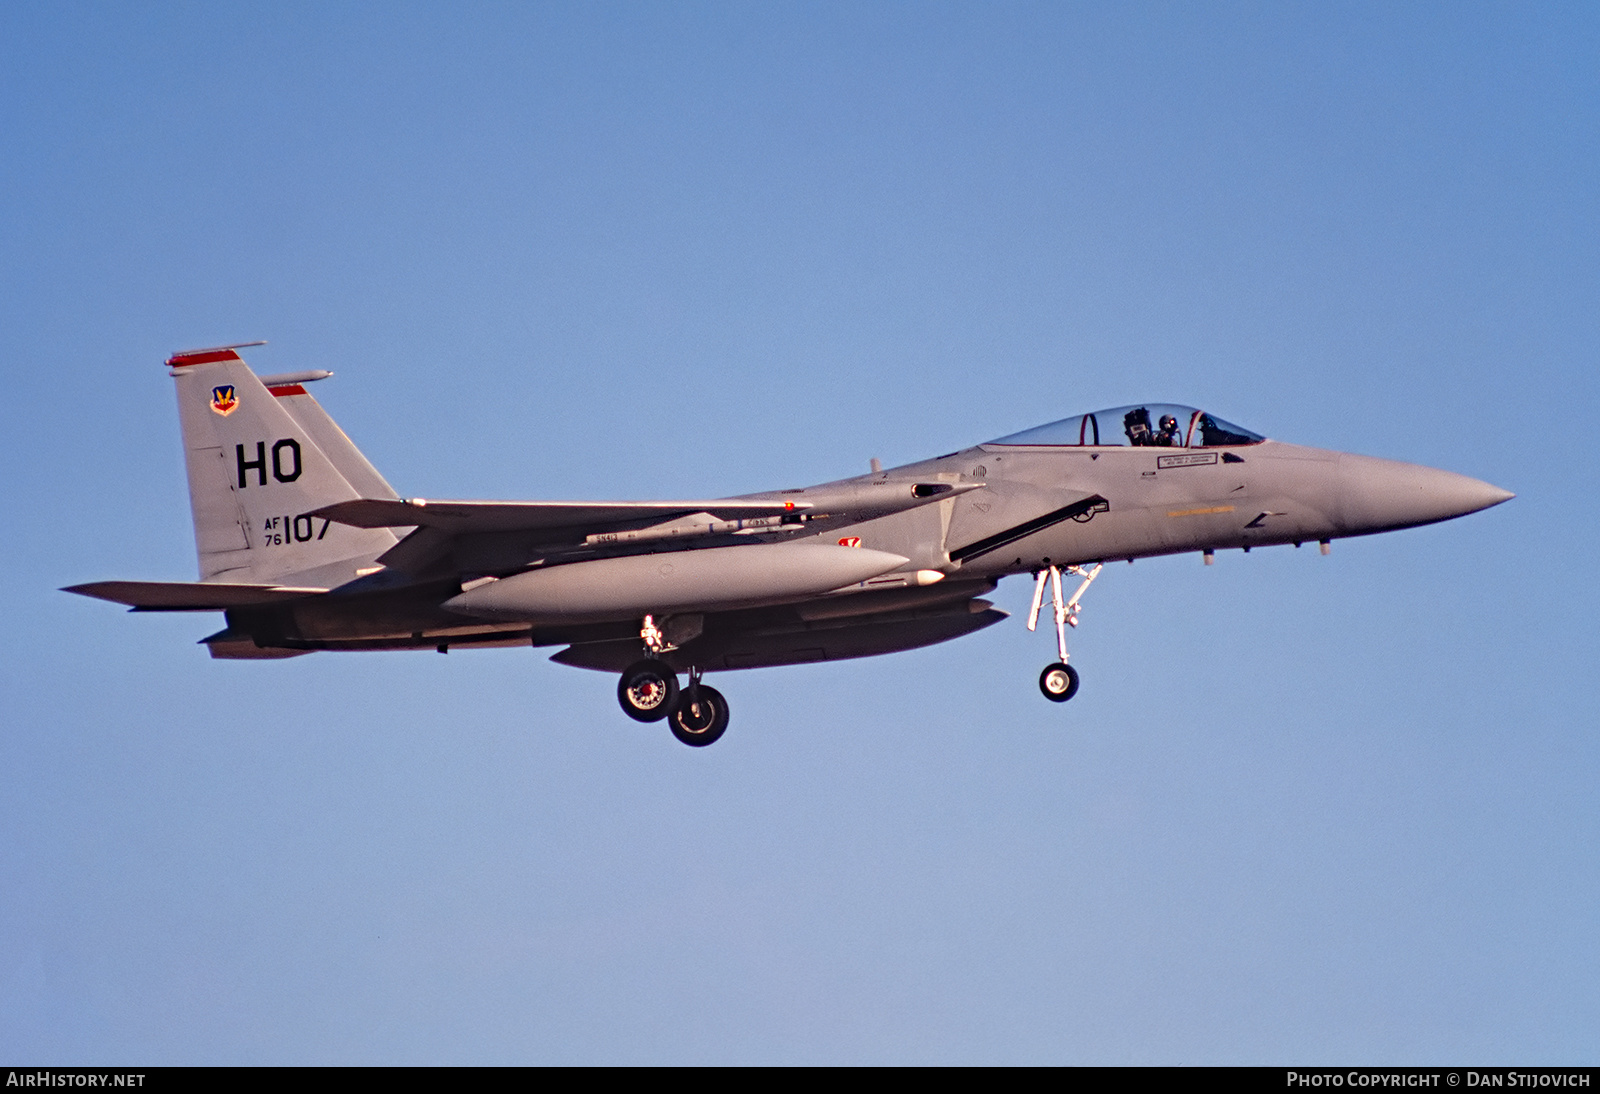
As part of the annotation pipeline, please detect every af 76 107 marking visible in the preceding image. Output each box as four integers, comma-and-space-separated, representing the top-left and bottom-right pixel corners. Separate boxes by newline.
260, 513, 331, 546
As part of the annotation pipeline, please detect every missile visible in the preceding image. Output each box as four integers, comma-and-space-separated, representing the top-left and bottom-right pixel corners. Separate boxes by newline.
579, 481, 984, 548
733, 479, 984, 524
583, 511, 800, 547
443, 541, 911, 623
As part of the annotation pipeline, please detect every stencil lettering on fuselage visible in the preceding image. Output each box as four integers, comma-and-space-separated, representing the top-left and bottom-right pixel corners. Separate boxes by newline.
1156, 452, 1218, 469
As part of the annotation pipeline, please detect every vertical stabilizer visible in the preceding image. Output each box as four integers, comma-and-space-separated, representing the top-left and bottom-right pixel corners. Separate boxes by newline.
265, 377, 399, 502
167, 346, 399, 586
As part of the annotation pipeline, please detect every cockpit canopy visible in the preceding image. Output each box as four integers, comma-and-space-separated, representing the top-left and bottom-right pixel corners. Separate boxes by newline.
988, 404, 1265, 449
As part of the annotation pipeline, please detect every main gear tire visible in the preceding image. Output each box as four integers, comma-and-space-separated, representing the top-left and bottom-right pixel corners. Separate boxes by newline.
667, 684, 730, 747
618, 659, 679, 722
1039, 662, 1080, 703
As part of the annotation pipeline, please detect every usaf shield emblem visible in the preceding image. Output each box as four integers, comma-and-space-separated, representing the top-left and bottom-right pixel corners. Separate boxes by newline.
210, 385, 238, 416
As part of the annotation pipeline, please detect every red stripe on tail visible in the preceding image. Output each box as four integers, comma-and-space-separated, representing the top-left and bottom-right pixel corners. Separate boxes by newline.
167, 350, 242, 367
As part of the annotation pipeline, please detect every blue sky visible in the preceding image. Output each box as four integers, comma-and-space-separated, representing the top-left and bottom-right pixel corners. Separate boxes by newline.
2, 1, 1596, 1063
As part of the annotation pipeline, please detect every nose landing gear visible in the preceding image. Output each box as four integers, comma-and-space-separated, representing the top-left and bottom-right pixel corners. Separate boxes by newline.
1027, 562, 1101, 704
1039, 662, 1080, 702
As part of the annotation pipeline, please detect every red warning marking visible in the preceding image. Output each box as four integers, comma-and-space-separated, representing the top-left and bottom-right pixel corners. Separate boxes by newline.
167, 350, 242, 367
267, 384, 307, 397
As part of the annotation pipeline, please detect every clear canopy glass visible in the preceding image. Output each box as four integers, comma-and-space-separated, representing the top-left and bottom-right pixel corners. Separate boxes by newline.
987, 405, 1265, 448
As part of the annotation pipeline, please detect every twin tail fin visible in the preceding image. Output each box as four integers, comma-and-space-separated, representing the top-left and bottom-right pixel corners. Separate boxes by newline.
166, 345, 400, 587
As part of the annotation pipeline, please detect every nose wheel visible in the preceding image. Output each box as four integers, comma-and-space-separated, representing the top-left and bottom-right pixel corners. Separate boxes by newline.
1026, 563, 1101, 704
1039, 663, 1080, 702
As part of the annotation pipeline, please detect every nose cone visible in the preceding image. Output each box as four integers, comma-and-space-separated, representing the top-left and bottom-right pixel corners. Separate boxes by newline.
1338, 454, 1514, 535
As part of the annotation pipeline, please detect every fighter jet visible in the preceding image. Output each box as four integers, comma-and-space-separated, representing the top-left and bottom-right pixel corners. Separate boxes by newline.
65, 344, 1513, 746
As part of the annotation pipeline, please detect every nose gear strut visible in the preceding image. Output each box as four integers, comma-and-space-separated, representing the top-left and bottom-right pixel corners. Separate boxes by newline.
1026, 563, 1102, 702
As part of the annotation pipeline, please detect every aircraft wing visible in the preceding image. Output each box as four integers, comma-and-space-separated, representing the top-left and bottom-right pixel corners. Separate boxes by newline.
314, 498, 811, 535
63, 580, 327, 611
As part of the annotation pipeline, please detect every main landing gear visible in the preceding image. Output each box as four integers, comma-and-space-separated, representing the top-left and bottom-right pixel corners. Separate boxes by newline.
1027, 562, 1102, 704
667, 669, 729, 747
616, 615, 731, 747
617, 658, 678, 722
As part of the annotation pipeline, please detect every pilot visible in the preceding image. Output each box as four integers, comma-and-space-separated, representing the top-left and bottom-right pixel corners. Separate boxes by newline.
1156, 414, 1182, 447
1123, 407, 1154, 446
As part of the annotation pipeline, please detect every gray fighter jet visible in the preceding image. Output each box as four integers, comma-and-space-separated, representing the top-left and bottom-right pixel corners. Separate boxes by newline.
66, 344, 1513, 746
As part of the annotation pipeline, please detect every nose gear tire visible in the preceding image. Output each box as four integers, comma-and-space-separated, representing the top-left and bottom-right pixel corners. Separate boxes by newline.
618, 659, 680, 722
1039, 662, 1080, 703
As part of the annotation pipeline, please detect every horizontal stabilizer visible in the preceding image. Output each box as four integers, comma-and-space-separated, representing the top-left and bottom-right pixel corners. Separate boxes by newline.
63, 580, 326, 611
315, 497, 812, 535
